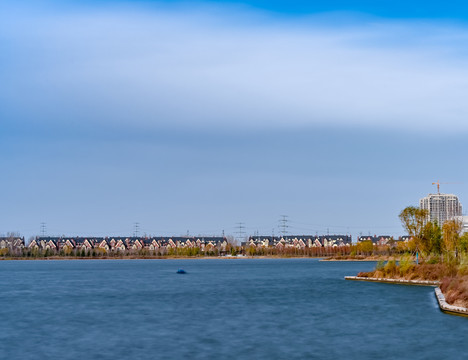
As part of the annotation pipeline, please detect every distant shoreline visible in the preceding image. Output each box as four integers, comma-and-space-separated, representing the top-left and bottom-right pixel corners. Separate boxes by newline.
0, 255, 330, 261
320, 259, 381, 262
320, 255, 394, 262
0, 255, 390, 261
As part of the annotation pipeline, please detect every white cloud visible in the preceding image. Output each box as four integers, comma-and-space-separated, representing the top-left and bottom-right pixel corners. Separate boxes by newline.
2, 2, 468, 132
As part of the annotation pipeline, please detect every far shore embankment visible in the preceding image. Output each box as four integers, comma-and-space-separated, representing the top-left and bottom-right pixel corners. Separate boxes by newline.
320, 255, 398, 262
0, 255, 332, 261
0, 254, 398, 261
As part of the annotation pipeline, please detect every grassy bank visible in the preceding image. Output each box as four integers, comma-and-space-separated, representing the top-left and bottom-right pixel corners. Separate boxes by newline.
322, 255, 397, 261
440, 277, 468, 308
357, 260, 458, 281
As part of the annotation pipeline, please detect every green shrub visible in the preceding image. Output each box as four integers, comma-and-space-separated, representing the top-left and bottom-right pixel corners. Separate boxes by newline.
376, 260, 385, 271
380, 260, 397, 277
399, 255, 414, 277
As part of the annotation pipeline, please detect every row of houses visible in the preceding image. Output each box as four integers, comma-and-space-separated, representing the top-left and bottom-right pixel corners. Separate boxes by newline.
0, 235, 413, 252
357, 235, 410, 245
0, 237, 25, 249
242, 235, 353, 249
27, 236, 228, 252
244, 234, 413, 248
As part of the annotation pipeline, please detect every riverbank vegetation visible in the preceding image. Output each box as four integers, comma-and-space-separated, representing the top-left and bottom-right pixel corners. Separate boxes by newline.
354, 206, 468, 307
440, 276, 468, 308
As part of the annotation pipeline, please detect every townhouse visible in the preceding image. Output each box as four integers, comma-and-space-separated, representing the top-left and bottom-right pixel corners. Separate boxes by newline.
243, 235, 353, 249
26, 236, 228, 252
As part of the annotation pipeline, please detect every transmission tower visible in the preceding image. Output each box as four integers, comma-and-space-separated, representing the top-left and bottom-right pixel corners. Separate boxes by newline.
40, 222, 47, 237
133, 222, 140, 237
279, 215, 289, 238
235, 222, 245, 242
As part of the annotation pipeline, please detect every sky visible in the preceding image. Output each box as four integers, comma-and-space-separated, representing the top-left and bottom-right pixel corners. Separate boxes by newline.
2, 0, 468, 241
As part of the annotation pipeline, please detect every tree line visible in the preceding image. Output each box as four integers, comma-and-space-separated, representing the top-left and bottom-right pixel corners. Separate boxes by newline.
398, 206, 468, 263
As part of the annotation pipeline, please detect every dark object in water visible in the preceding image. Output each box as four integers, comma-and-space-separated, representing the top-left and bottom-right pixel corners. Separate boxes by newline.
176, 269, 187, 274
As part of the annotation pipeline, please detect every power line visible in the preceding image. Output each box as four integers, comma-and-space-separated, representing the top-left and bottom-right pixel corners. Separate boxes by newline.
288, 219, 400, 229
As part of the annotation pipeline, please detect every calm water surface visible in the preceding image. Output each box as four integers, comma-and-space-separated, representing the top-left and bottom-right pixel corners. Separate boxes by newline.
0, 259, 466, 359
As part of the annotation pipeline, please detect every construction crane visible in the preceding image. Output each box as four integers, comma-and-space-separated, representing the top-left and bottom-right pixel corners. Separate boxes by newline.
432, 180, 460, 194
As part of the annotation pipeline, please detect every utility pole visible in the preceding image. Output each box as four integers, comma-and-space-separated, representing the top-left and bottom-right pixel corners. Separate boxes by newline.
279, 215, 289, 238
40, 222, 47, 237
236, 222, 245, 243
133, 222, 140, 237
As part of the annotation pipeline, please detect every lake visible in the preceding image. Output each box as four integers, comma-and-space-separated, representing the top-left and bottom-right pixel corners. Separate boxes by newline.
0, 259, 466, 359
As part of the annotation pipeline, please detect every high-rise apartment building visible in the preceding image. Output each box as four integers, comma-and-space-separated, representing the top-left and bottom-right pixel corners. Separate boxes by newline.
419, 193, 462, 225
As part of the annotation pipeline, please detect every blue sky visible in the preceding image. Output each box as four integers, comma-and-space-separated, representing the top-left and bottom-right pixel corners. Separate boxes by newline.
2, 0, 468, 240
